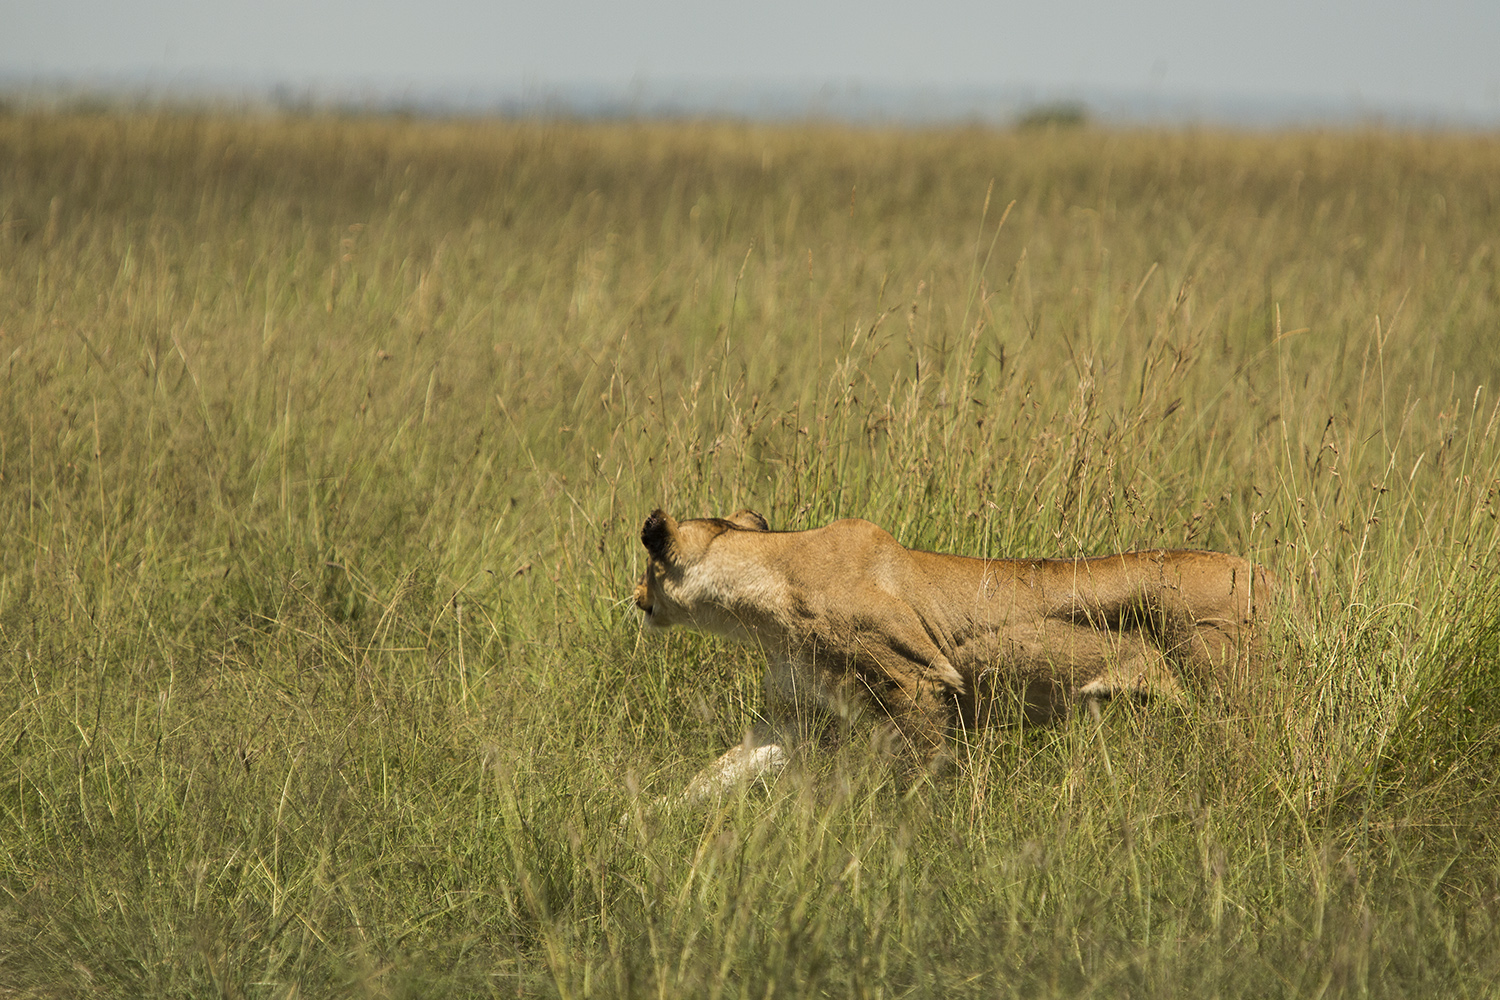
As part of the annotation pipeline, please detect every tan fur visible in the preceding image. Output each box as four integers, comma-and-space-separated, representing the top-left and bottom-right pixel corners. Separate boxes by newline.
634, 508, 1274, 800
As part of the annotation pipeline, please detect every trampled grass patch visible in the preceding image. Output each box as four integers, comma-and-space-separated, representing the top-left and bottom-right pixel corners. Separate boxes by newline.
2, 110, 1499, 996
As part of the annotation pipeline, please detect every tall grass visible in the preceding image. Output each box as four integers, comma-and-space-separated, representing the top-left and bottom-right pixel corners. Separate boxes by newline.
2, 110, 1499, 996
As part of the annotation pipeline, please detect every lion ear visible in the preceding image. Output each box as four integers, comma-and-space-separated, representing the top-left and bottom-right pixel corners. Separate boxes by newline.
727, 509, 770, 532
641, 509, 680, 561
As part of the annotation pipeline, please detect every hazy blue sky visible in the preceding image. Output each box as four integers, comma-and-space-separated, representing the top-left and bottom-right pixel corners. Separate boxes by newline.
4, 0, 1498, 122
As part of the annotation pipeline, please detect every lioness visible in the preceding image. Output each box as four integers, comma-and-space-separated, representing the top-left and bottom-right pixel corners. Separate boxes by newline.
634, 508, 1274, 801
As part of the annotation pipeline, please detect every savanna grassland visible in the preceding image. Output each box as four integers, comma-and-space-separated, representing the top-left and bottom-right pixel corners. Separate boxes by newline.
2, 109, 1500, 997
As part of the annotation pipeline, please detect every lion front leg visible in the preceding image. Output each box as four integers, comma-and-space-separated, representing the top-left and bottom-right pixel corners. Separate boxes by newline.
680, 673, 808, 804
677, 656, 833, 804
681, 736, 791, 804
1076, 637, 1187, 707
619, 727, 789, 828
869, 675, 959, 776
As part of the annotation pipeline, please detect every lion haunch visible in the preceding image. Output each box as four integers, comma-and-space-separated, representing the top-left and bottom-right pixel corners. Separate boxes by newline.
634, 508, 1274, 801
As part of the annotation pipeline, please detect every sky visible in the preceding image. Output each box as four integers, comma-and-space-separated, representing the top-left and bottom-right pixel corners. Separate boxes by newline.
3, 0, 1499, 124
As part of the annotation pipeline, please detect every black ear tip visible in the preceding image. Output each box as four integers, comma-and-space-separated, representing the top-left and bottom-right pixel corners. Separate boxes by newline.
642, 509, 672, 557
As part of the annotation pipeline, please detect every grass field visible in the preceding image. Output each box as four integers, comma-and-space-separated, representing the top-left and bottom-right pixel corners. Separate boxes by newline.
2, 109, 1500, 997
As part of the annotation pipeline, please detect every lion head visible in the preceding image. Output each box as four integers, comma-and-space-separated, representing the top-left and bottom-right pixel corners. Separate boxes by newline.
633, 508, 770, 629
